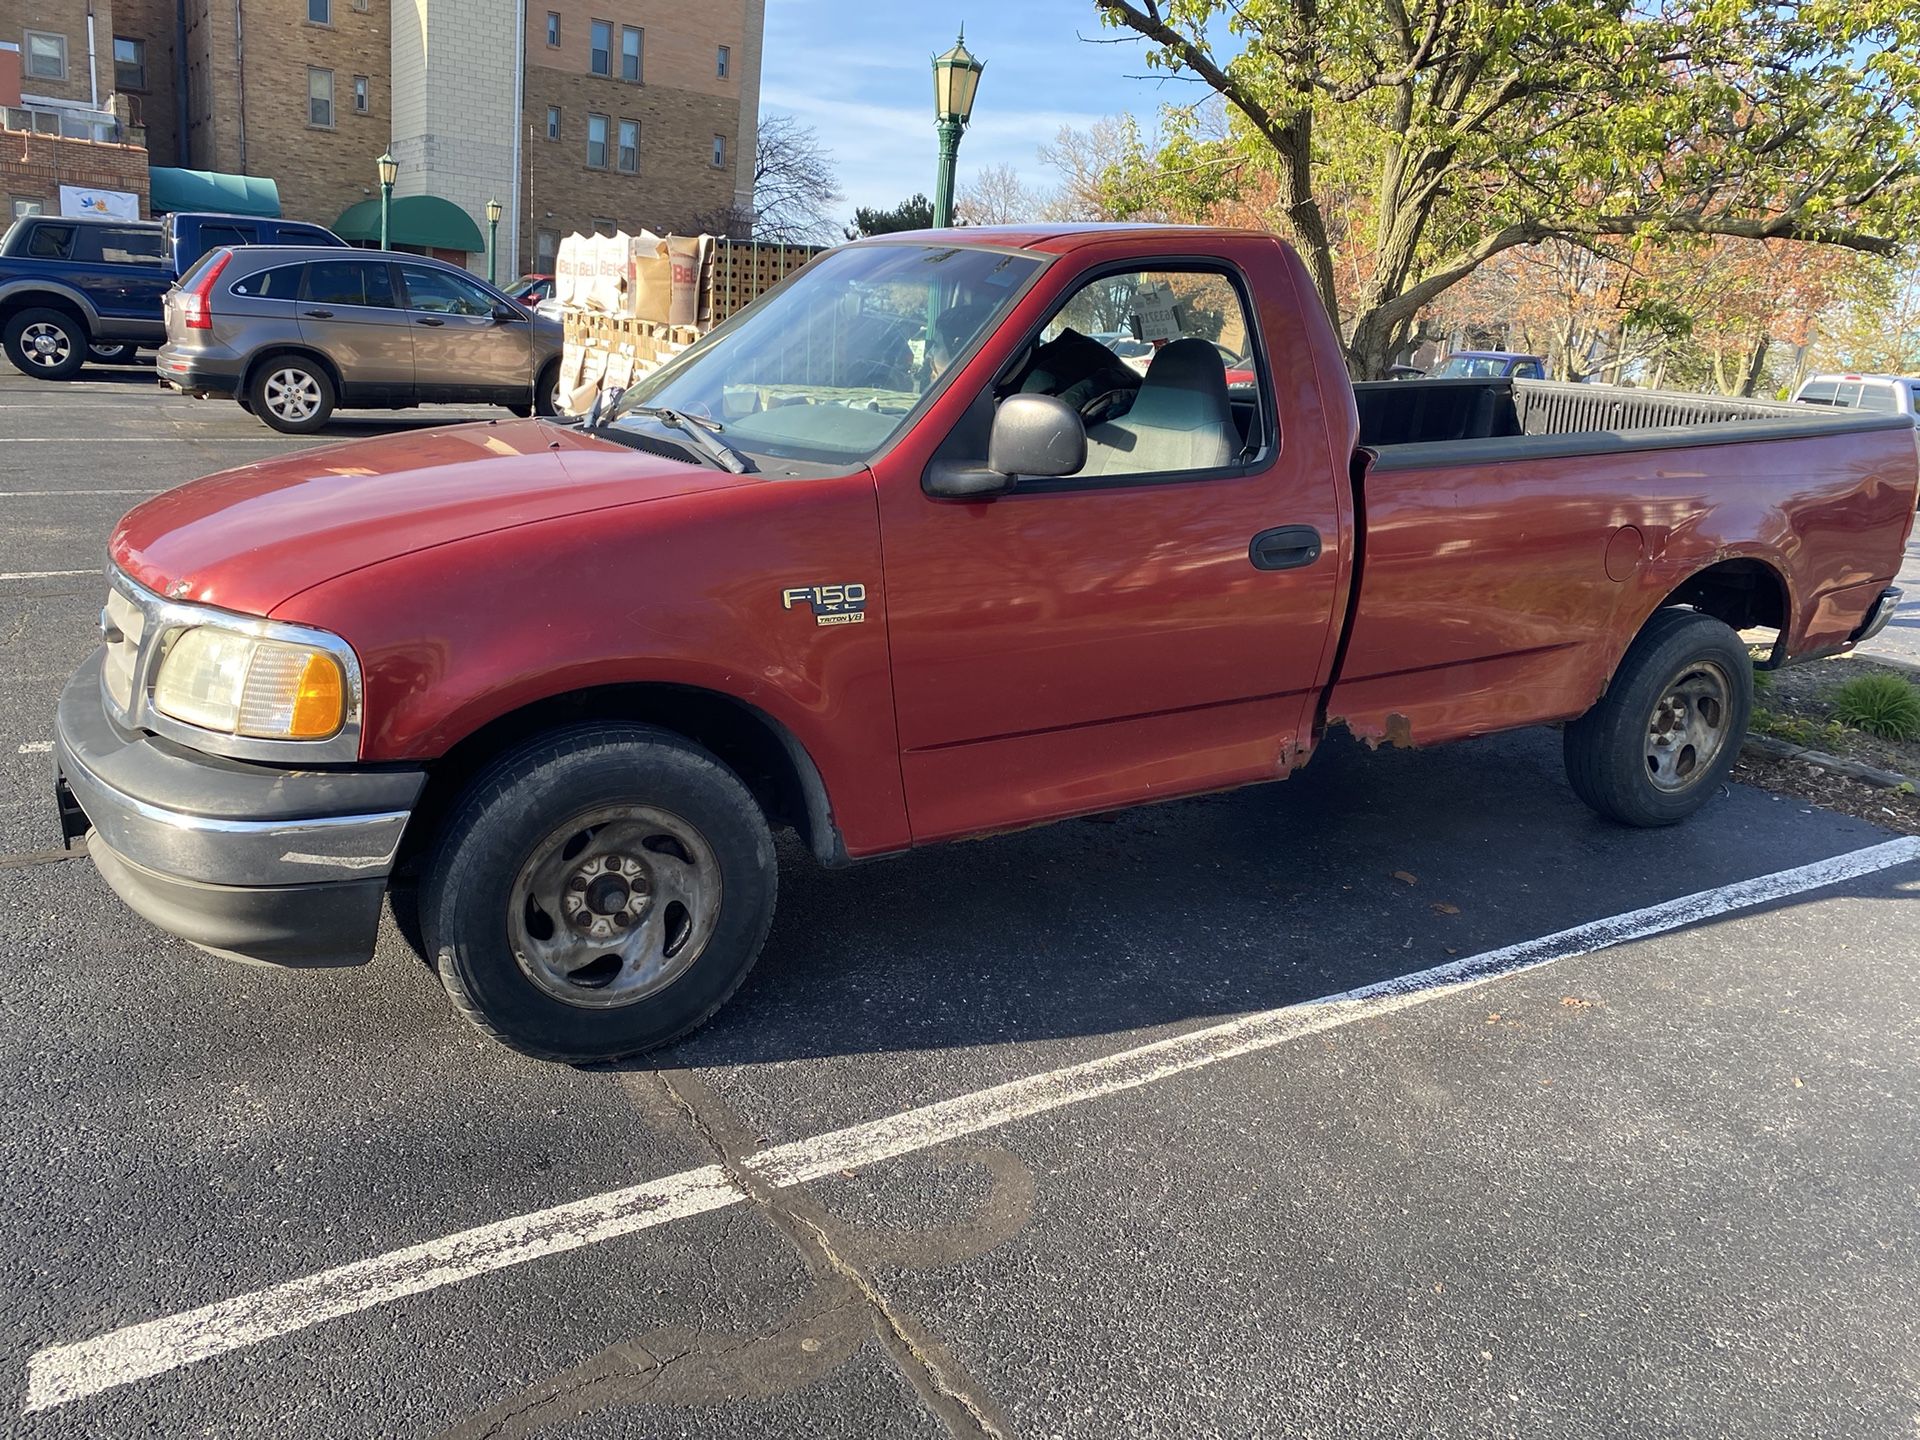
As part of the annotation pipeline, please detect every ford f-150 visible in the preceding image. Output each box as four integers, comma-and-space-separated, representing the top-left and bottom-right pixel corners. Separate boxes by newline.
52, 225, 1918, 1062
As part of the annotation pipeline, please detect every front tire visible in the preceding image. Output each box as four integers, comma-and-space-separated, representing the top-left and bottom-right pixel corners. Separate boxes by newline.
1564, 608, 1753, 827
422, 724, 778, 1063
249, 355, 335, 433
4, 307, 88, 380
87, 342, 135, 365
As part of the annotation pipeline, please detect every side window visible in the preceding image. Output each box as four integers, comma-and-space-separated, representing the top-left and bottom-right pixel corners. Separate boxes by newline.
26, 223, 78, 260
230, 263, 306, 299
397, 263, 495, 316
999, 265, 1266, 481
76, 227, 166, 265
303, 260, 397, 308
200, 223, 257, 251
1513, 360, 1544, 380
1832, 381, 1864, 409
275, 225, 330, 245
1798, 380, 1837, 405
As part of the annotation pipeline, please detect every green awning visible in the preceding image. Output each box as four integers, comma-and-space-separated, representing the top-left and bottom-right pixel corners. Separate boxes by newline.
332, 195, 485, 252
147, 167, 281, 218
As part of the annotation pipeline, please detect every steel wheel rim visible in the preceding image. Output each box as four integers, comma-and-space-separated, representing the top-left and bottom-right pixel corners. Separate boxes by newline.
508, 803, 722, 1009
22, 321, 72, 369
1645, 659, 1733, 792
264, 368, 321, 421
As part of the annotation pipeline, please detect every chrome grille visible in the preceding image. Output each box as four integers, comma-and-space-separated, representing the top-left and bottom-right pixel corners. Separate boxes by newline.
99, 577, 148, 719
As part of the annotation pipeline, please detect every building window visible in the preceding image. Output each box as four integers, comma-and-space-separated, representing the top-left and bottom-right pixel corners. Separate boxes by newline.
308, 67, 334, 127
592, 217, 615, 237
113, 37, 146, 91
545, 105, 560, 140
589, 20, 611, 76
544, 10, 559, 45
25, 32, 67, 81
586, 112, 608, 168
711, 134, 726, 168
617, 118, 638, 172
535, 228, 558, 268
308, 0, 330, 24
620, 26, 642, 82
11, 198, 45, 221
716, 45, 729, 79
352, 74, 369, 113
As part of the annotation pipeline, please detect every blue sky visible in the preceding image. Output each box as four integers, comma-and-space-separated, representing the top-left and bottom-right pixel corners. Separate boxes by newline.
758, 0, 1183, 222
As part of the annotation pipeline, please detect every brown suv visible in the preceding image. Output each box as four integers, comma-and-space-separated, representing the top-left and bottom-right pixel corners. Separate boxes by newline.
157, 247, 564, 434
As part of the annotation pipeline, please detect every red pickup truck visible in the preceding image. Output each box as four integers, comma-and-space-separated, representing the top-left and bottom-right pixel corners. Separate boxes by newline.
54, 225, 1916, 1062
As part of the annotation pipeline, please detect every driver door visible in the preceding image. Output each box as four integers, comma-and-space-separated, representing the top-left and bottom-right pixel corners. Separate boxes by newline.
875, 252, 1347, 843
396, 262, 531, 404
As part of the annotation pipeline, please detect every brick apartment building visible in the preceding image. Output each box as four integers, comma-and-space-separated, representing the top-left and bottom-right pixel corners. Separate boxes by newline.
2, 0, 763, 275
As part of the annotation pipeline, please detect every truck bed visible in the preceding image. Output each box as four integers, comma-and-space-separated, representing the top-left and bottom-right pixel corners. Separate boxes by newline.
1356, 377, 1911, 468
1328, 377, 1920, 755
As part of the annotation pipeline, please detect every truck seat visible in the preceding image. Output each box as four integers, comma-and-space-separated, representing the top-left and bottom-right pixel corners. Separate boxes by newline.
1082, 339, 1236, 476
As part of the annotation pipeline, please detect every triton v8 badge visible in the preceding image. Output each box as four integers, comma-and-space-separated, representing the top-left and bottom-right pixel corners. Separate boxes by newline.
782, 583, 868, 626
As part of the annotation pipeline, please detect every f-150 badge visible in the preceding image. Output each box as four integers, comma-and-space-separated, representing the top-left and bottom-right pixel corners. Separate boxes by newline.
782, 583, 867, 626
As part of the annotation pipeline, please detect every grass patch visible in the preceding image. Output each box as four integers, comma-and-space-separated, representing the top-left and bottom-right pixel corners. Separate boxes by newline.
1829, 672, 1920, 742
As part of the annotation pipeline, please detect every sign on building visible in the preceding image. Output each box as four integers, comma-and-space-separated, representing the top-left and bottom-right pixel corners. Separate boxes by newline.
59, 185, 141, 220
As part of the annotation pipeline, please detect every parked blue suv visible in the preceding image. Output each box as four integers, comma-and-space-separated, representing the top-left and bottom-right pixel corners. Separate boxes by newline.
0, 211, 344, 380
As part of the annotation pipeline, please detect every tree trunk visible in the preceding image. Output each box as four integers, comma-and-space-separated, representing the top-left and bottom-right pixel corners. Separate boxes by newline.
1738, 336, 1770, 398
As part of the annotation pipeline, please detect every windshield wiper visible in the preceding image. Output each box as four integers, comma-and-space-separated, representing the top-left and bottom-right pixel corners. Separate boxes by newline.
624, 405, 755, 474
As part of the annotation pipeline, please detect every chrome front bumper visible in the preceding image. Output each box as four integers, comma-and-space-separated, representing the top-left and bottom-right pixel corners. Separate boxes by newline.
54, 650, 426, 966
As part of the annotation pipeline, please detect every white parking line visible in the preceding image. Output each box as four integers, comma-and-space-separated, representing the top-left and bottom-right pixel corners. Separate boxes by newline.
0, 569, 93, 582
17, 742, 52, 754
23, 835, 1920, 1413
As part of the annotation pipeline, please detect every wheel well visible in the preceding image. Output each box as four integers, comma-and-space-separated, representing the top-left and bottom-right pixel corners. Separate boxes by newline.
1, 292, 88, 338
242, 346, 343, 398
1660, 558, 1789, 649
395, 684, 844, 876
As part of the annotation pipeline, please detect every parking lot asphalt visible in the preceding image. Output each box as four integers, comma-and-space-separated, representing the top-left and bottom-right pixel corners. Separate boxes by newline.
3, 364, 1919, 1438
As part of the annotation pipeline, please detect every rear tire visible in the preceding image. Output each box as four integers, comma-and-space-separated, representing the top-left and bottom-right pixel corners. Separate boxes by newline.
87, 342, 135, 365
422, 724, 778, 1063
249, 355, 335, 433
4, 307, 88, 380
1564, 608, 1753, 827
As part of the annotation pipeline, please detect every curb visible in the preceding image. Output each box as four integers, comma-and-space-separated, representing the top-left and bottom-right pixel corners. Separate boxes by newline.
1742, 735, 1917, 791
1852, 649, 1920, 680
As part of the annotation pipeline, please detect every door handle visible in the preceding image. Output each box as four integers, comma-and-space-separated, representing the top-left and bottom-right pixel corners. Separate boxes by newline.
415, 316, 445, 327
302, 308, 334, 319
1249, 525, 1323, 571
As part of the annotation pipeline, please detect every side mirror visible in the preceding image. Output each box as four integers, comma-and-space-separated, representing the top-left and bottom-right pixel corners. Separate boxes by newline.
988, 393, 1086, 479
492, 303, 524, 323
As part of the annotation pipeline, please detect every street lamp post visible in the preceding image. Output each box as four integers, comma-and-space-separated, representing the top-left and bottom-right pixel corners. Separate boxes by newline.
930, 29, 984, 229
376, 151, 398, 250
485, 197, 502, 285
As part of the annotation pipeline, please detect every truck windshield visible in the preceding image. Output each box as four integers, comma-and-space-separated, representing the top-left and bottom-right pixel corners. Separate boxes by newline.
1432, 355, 1510, 378
606, 243, 1041, 466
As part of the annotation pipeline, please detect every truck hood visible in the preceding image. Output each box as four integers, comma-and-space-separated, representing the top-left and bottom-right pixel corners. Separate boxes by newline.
110, 419, 756, 615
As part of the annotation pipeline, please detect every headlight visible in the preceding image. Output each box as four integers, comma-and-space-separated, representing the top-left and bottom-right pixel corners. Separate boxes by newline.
152, 627, 346, 740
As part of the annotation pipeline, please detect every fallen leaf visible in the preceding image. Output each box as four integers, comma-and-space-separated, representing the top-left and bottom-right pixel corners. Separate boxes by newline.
1432, 901, 1461, 915
1792, 1077, 1804, 1088
1392, 870, 1418, 886
1560, 996, 1593, 1009
1484, 1013, 1502, 1024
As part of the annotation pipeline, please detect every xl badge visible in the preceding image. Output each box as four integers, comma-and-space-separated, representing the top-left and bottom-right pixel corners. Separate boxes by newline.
782, 583, 867, 626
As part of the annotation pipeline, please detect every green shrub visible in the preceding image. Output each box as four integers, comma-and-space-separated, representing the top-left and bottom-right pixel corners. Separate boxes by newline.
1830, 672, 1920, 742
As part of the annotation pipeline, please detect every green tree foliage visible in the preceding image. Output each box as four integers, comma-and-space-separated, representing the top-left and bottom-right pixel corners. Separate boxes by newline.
847, 194, 936, 239
1093, 0, 1920, 376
